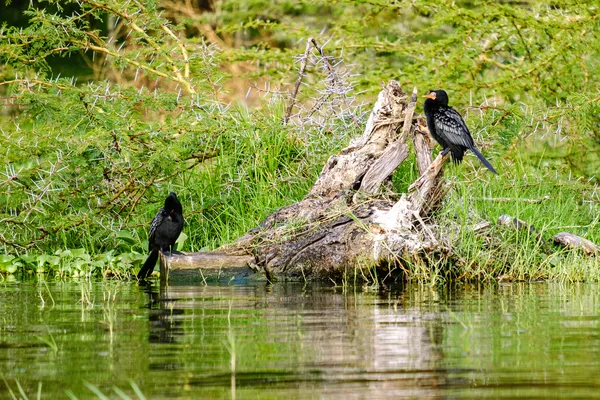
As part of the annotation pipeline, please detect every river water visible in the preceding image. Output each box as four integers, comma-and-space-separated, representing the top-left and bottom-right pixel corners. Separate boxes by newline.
1, 280, 600, 399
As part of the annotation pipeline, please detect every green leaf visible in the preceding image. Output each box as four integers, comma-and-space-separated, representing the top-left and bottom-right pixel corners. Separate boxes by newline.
116, 230, 136, 244
175, 231, 188, 249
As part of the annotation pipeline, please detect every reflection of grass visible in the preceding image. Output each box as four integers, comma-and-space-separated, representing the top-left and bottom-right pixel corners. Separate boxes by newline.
81, 382, 109, 400
2, 377, 42, 400
35, 327, 58, 355
444, 283, 600, 397
129, 381, 147, 400
444, 305, 470, 330
225, 300, 237, 375
225, 332, 237, 374
74, 381, 147, 400
38, 280, 55, 307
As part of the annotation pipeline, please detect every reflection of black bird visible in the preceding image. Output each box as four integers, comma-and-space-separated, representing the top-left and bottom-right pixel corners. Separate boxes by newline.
137, 192, 184, 280
423, 90, 498, 174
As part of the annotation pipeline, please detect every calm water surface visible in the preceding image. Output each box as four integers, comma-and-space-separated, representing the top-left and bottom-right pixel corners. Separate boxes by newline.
1, 280, 600, 399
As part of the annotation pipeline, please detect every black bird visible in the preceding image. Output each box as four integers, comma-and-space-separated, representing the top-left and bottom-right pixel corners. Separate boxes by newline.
137, 192, 184, 280
423, 90, 498, 174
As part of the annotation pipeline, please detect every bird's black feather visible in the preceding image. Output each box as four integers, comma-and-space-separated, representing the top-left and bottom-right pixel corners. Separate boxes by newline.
432, 107, 474, 149
148, 211, 166, 252
137, 192, 184, 280
424, 90, 497, 174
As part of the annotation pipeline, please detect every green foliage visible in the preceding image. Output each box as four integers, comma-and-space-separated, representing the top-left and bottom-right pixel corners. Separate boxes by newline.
3, 247, 145, 279
435, 141, 599, 282
0, 2, 340, 260
0, 0, 598, 280
190, 0, 600, 102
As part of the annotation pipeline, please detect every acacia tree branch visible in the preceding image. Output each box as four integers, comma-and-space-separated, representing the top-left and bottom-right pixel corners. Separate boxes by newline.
81, 42, 195, 92
284, 37, 360, 129
308, 38, 360, 129
80, 0, 195, 94
0, 79, 73, 91
160, 25, 191, 79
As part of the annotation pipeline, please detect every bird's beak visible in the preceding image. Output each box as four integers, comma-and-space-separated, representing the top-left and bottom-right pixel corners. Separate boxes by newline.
423, 93, 436, 100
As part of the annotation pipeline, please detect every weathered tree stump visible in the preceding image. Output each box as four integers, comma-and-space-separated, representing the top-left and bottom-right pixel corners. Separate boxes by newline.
162, 81, 452, 281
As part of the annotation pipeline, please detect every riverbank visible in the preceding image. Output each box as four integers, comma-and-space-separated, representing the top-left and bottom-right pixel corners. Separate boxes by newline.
2, 98, 597, 284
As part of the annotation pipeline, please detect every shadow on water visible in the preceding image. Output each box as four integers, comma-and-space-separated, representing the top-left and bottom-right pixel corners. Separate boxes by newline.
2, 279, 600, 398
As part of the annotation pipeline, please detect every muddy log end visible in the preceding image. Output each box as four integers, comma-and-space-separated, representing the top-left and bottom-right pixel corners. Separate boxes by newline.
160, 251, 256, 283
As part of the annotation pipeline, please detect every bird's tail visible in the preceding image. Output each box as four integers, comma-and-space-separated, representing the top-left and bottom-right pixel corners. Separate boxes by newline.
470, 146, 498, 174
138, 249, 159, 280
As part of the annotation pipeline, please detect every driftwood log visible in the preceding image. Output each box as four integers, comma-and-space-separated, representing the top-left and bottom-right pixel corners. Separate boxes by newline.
161, 81, 452, 282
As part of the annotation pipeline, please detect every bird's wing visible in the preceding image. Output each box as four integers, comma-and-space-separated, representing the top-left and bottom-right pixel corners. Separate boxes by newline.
148, 208, 166, 251
433, 107, 475, 148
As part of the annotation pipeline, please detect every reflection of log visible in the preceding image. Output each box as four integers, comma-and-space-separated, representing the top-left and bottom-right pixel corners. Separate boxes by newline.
164, 81, 451, 281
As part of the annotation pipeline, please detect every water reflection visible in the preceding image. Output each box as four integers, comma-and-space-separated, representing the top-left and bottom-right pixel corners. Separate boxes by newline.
145, 285, 185, 344
144, 283, 449, 399
2, 281, 600, 398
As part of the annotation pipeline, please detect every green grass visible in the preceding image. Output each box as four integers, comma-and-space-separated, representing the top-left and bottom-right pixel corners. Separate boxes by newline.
420, 125, 600, 283
1, 67, 598, 284
2, 99, 598, 283
438, 167, 599, 282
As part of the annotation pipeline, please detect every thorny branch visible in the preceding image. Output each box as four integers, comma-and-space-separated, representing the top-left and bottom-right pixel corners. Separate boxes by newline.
283, 37, 362, 130
79, 0, 195, 94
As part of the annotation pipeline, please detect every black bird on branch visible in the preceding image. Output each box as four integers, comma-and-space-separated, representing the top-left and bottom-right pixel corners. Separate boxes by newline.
423, 90, 498, 174
137, 192, 184, 280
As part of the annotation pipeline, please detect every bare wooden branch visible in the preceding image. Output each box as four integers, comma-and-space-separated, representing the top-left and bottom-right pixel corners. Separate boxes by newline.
407, 152, 450, 215
497, 214, 551, 252
412, 125, 434, 175
309, 81, 408, 198
497, 214, 538, 234
473, 221, 492, 234
480, 196, 550, 204
283, 37, 360, 129
284, 38, 313, 124
359, 142, 409, 194
308, 38, 360, 129
360, 87, 417, 194
398, 87, 418, 142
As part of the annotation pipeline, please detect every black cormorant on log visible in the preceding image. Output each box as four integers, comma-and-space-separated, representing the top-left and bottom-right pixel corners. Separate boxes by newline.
137, 192, 184, 280
423, 90, 498, 174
